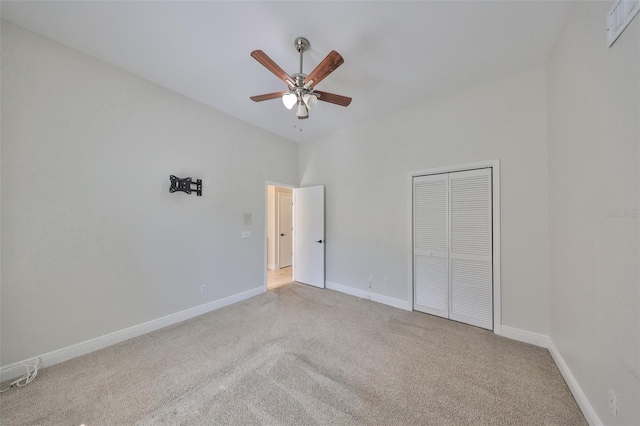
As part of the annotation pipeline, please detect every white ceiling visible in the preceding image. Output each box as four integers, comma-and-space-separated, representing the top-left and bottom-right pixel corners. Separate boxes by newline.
1, 1, 572, 143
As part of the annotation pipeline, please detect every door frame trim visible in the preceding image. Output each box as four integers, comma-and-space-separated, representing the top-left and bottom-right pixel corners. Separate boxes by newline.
264, 181, 297, 292
407, 159, 501, 335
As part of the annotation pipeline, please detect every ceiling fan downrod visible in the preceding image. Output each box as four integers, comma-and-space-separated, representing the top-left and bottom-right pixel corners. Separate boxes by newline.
295, 37, 309, 77
291, 37, 313, 118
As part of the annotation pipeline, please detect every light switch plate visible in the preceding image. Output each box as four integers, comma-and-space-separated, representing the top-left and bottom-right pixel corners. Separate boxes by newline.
241, 231, 251, 239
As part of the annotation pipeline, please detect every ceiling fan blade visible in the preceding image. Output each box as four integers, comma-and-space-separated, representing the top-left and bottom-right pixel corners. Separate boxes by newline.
251, 50, 295, 87
250, 91, 288, 102
314, 90, 352, 107
303, 51, 344, 87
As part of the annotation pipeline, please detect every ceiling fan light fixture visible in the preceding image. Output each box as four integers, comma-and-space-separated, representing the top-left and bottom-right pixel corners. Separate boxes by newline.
296, 101, 308, 118
302, 93, 318, 109
282, 92, 297, 110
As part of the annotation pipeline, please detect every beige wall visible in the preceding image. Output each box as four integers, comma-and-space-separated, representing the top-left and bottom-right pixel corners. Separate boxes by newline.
547, 2, 639, 424
1, 21, 299, 365
300, 66, 550, 334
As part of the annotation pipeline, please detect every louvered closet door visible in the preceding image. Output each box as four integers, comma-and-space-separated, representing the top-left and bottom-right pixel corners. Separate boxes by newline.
413, 174, 449, 318
449, 169, 493, 330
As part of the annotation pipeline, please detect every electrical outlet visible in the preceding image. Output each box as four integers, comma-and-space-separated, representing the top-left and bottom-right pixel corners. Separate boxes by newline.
608, 388, 618, 417
369, 275, 373, 288
200, 284, 207, 294
384, 277, 389, 285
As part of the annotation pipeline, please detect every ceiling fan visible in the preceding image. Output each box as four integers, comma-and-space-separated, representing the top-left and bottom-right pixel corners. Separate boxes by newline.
250, 37, 352, 120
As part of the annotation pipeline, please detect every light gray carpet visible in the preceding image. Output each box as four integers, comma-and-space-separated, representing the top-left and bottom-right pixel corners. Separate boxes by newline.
1, 283, 585, 425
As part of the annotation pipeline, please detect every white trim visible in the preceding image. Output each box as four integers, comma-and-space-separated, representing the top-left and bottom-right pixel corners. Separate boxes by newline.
267, 263, 277, 271
498, 327, 602, 426
407, 159, 501, 334
0, 276, 601, 426
0, 286, 265, 383
407, 170, 414, 309
264, 181, 297, 292
491, 161, 502, 334
409, 159, 501, 178
326, 281, 411, 311
547, 340, 603, 426
500, 325, 550, 348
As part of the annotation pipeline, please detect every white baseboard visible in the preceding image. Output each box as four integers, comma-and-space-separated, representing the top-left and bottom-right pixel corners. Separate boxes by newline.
322, 284, 600, 425
0, 286, 265, 383
267, 263, 276, 271
499, 326, 601, 425
500, 325, 550, 348
1, 282, 602, 426
326, 281, 411, 311
547, 340, 602, 426
323, 289, 599, 426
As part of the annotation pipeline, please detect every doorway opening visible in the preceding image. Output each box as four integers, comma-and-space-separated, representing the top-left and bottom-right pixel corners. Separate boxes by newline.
266, 184, 293, 290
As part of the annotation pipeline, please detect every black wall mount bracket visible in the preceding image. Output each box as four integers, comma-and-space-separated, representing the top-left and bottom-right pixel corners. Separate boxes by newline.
169, 175, 202, 196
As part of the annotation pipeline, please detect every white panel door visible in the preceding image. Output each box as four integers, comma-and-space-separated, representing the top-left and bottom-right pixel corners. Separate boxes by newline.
278, 192, 293, 268
293, 185, 325, 288
449, 169, 493, 330
413, 174, 449, 318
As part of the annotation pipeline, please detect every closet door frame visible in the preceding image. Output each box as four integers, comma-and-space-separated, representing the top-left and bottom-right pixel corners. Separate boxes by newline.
407, 159, 501, 335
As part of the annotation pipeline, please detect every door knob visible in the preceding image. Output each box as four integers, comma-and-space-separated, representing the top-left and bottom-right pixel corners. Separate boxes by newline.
315, 240, 323, 243
280, 233, 285, 236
